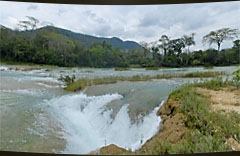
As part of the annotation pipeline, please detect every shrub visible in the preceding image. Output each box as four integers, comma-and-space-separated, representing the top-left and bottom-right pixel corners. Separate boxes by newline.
232, 69, 240, 87
58, 74, 76, 85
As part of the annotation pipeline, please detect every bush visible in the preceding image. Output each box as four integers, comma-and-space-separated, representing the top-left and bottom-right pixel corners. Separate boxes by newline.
232, 69, 240, 87
58, 74, 76, 85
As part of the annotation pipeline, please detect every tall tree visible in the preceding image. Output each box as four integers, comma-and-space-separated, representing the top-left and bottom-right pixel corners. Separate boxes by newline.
140, 41, 150, 58
203, 28, 239, 51
182, 33, 195, 53
181, 33, 195, 65
168, 38, 185, 57
233, 39, 240, 64
26, 16, 39, 30
149, 41, 159, 60
158, 35, 170, 56
18, 16, 40, 31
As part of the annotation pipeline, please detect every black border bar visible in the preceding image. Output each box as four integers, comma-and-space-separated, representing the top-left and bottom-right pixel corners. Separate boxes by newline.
1, 0, 239, 5
0, 151, 240, 156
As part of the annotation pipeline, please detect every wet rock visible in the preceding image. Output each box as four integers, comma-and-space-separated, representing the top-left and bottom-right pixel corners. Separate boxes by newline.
45, 69, 51, 72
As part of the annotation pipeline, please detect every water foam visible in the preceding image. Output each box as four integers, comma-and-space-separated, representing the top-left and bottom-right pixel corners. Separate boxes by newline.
0, 66, 8, 71
1, 89, 46, 96
47, 93, 162, 154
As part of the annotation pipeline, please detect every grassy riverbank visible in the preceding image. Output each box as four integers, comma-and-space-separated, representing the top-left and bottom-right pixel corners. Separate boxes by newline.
65, 71, 225, 92
140, 79, 240, 154
96, 78, 240, 155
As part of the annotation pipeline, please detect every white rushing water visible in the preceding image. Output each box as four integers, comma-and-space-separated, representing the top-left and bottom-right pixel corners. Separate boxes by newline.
2, 65, 237, 154
46, 93, 162, 154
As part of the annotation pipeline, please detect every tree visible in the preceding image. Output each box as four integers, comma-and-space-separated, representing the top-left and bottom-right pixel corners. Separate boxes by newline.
149, 41, 160, 60
182, 33, 195, 53
233, 40, 240, 64
168, 38, 185, 57
158, 35, 170, 56
140, 41, 150, 58
18, 16, 40, 31
203, 28, 239, 51
18, 20, 31, 31
181, 33, 195, 65
233, 39, 240, 49
26, 16, 39, 30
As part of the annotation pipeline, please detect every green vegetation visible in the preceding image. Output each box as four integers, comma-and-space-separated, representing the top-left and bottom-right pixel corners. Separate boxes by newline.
64, 71, 225, 91
232, 69, 240, 87
233, 69, 240, 82
204, 66, 214, 69
183, 71, 225, 78
203, 28, 239, 51
192, 78, 236, 90
144, 79, 240, 154
58, 75, 76, 85
1, 17, 239, 68
65, 76, 150, 91
145, 67, 160, 70
114, 67, 131, 71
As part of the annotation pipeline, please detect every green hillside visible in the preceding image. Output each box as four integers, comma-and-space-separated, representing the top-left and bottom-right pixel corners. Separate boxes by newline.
36, 26, 141, 50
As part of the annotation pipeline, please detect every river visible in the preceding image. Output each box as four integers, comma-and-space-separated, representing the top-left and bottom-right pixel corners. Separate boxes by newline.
0, 65, 238, 154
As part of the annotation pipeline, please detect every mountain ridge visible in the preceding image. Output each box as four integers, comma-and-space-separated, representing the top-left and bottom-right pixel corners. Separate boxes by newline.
37, 26, 142, 51
0, 25, 142, 51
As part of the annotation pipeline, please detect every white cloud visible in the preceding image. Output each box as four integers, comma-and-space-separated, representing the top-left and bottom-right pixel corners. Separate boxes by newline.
27, 4, 38, 10
0, 1, 239, 50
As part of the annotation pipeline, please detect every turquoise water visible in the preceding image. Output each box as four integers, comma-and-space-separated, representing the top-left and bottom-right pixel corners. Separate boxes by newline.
0, 65, 238, 153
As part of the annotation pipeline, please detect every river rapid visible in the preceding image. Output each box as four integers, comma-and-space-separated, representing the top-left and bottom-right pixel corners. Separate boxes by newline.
0, 65, 238, 154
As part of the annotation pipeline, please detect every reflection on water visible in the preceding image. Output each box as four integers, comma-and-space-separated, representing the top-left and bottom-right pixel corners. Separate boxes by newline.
0, 65, 239, 153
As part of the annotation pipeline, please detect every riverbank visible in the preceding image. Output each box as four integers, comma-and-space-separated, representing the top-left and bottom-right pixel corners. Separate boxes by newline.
96, 79, 240, 154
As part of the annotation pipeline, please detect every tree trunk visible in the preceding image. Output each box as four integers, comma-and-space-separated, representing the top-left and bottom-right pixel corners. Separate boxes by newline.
217, 42, 221, 51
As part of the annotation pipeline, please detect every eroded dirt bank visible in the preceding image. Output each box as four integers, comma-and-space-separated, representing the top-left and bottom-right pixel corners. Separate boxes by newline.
94, 84, 240, 155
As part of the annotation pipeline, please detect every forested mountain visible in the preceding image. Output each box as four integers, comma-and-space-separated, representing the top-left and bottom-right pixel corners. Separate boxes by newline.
0, 25, 141, 51
15, 26, 140, 51
39, 26, 141, 50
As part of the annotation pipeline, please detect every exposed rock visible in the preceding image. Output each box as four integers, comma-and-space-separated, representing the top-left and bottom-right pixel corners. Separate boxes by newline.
227, 138, 240, 151
97, 144, 130, 155
45, 69, 52, 72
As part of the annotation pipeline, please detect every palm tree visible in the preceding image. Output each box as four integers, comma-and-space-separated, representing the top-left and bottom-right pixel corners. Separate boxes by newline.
203, 28, 239, 51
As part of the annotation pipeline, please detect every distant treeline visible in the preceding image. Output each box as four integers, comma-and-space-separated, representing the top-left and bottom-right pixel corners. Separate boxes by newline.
0, 17, 239, 68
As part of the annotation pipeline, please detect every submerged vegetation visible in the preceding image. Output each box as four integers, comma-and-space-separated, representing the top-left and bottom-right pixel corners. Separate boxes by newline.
183, 71, 225, 78
145, 67, 161, 70
204, 66, 214, 69
64, 71, 226, 91
114, 67, 131, 71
